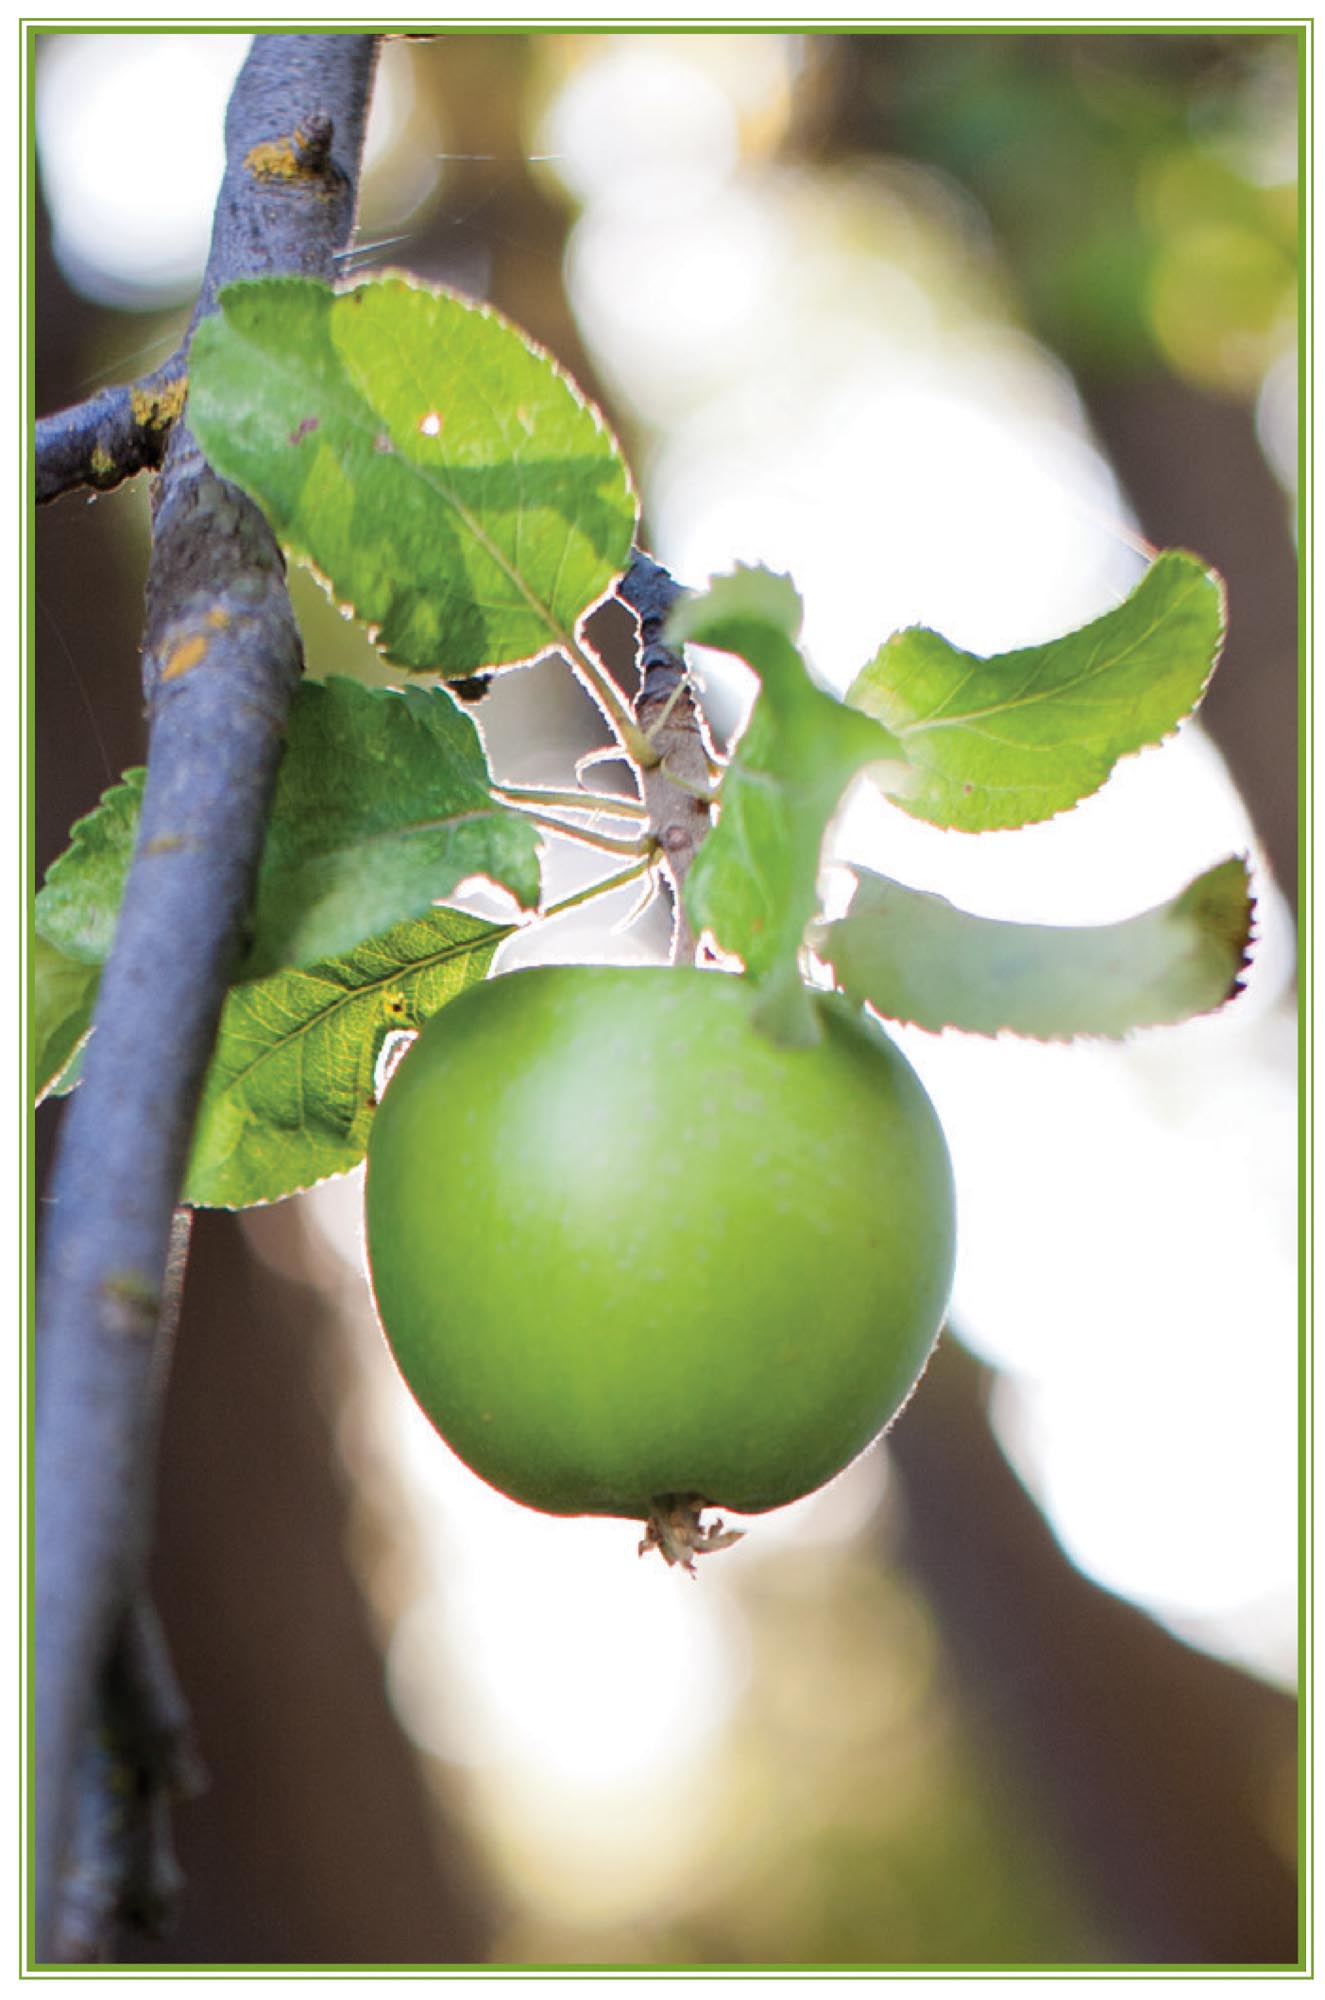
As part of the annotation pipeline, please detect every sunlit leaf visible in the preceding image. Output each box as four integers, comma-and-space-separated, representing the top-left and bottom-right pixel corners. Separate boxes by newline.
189, 275, 638, 674
244, 677, 540, 977
34, 681, 538, 985
848, 550, 1225, 831
35, 768, 145, 964
670, 565, 905, 1045
184, 907, 513, 1209
821, 856, 1253, 1040
33, 933, 99, 1101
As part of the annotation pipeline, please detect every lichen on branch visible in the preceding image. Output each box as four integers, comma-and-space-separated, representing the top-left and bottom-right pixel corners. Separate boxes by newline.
35, 358, 188, 505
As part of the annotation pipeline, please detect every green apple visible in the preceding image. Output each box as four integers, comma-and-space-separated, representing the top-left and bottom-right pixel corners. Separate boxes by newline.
364, 964, 955, 1562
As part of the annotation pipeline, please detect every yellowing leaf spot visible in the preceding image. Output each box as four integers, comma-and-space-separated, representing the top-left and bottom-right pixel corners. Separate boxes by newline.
418, 412, 444, 438
162, 633, 209, 681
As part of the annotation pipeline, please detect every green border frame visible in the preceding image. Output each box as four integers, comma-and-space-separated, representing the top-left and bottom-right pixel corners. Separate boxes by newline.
21, 15, 1312, 1979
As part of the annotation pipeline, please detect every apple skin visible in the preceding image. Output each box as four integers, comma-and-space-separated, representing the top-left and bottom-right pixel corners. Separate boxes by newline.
364, 964, 956, 1522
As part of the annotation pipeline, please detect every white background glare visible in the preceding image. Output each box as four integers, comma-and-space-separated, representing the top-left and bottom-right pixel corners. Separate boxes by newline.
36, 34, 248, 305
36, 32, 427, 309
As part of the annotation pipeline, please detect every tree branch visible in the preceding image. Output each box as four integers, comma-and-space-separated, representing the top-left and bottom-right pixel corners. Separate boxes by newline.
55, 1595, 206, 1963
617, 548, 716, 962
35, 357, 188, 505
34, 34, 380, 1963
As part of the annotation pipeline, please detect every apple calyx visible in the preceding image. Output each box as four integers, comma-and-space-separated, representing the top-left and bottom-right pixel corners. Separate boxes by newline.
639, 1494, 745, 1574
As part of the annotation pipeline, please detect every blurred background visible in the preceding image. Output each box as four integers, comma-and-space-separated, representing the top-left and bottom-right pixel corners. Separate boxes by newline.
33, 29, 1300, 1967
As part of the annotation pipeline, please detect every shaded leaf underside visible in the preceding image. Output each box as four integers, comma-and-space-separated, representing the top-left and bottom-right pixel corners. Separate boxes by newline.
823, 856, 1254, 1040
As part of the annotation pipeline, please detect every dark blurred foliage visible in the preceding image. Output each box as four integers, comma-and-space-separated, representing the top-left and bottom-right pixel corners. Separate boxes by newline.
34, 31, 1299, 1968
798, 33, 1296, 385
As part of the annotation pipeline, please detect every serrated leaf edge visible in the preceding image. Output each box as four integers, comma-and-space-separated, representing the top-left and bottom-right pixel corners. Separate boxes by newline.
206, 273, 639, 672
35, 768, 147, 960
186, 918, 515, 1210
823, 852, 1254, 1044
208, 916, 517, 1106
858, 552, 1228, 834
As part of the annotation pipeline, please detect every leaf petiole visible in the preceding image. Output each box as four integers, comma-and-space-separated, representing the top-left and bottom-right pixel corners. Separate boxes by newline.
522, 809, 658, 859
494, 782, 647, 821
539, 855, 656, 920
566, 633, 656, 769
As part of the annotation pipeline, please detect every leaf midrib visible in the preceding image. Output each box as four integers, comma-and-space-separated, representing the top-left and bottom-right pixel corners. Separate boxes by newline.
234, 311, 599, 660
893, 565, 1210, 738
214, 920, 516, 1100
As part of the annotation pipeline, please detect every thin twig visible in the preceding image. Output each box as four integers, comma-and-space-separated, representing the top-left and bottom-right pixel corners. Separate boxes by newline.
34, 35, 381, 1963
616, 548, 717, 962
35, 355, 189, 506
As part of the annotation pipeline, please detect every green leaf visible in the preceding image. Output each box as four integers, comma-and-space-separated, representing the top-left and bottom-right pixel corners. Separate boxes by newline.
188, 275, 638, 675
821, 856, 1253, 1041
670, 566, 905, 1045
184, 907, 513, 1209
244, 677, 540, 978
33, 933, 99, 1101
671, 561, 807, 643
34, 682, 539, 986
847, 550, 1226, 832
35, 769, 145, 963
